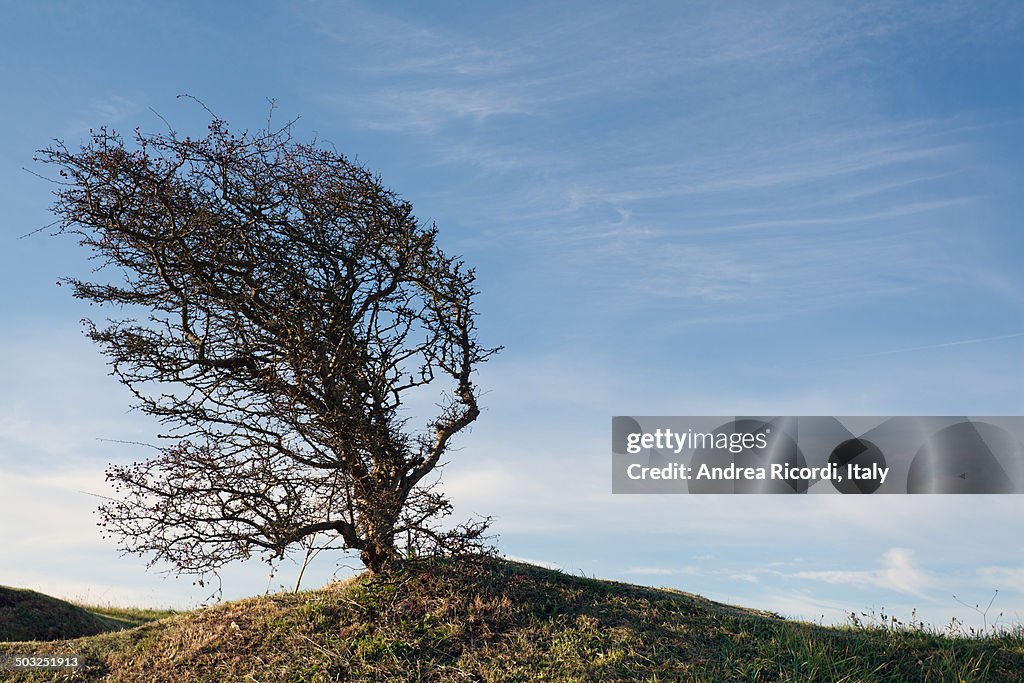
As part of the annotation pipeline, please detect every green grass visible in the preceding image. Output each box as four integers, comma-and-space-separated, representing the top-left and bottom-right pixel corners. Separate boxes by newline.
0, 586, 124, 642
0, 585, 175, 643
68, 603, 179, 630
1, 557, 1022, 681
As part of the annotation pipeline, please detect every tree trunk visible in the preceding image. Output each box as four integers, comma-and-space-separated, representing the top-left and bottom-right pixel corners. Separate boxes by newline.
360, 537, 396, 574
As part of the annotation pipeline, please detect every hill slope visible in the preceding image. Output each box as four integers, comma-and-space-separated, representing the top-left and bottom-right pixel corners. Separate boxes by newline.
0, 586, 133, 642
2, 557, 1022, 681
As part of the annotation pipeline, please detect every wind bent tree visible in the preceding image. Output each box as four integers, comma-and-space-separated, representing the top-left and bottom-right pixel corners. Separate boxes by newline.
38, 114, 498, 578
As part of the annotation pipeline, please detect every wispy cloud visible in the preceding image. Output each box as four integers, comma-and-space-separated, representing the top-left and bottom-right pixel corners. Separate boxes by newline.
850, 332, 1024, 359
792, 548, 940, 599
351, 86, 535, 132
311, 1, 1021, 134
978, 567, 1024, 594
301, 3, 1018, 325
315, 3, 530, 79
753, 591, 862, 624
503, 555, 561, 571
624, 566, 699, 577
63, 94, 141, 137
728, 572, 761, 584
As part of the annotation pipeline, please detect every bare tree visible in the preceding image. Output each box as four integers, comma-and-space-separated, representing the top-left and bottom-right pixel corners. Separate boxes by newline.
37, 111, 499, 577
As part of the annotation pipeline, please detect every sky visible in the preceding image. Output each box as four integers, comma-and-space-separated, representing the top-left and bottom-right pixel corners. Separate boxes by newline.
1, 0, 1024, 630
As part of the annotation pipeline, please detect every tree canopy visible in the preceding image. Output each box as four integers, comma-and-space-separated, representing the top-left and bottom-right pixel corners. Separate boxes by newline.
39, 113, 499, 577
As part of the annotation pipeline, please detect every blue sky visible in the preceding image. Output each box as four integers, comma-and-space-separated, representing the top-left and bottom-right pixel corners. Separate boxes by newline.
2, 1, 1024, 629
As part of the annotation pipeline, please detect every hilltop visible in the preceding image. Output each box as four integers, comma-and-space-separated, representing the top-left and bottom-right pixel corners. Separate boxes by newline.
0, 586, 147, 643
2, 557, 1022, 681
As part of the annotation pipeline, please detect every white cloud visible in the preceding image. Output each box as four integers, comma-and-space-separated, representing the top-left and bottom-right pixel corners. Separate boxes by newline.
64, 95, 142, 138
352, 87, 535, 133
747, 591, 857, 624
503, 555, 561, 571
0, 466, 107, 549
624, 566, 699, 576
728, 572, 761, 584
792, 548, 939, 599
978, 567, 1024, 595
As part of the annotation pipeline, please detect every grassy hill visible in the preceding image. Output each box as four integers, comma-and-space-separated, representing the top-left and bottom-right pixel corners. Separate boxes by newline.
1, 557, 1022, 681
0, 586, 152, 642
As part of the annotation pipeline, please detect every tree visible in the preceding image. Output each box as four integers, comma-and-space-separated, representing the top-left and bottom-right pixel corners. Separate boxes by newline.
38, 112, 499, 577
